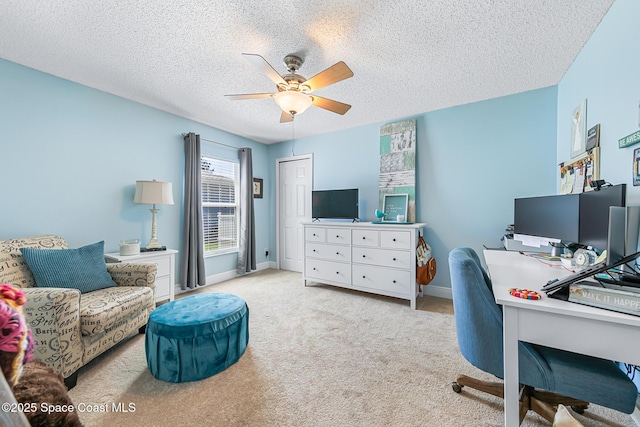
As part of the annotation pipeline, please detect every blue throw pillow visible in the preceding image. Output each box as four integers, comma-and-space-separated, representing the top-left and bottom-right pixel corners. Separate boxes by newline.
20, 241, 117, 293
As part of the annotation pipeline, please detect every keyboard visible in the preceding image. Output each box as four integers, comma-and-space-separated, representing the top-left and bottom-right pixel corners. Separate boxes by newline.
542, 251, 640, 295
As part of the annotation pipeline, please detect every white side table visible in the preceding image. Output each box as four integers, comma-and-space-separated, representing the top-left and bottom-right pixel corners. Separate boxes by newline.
104, 249, 178, 303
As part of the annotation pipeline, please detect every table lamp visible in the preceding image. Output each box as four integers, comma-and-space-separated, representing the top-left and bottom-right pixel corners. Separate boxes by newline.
133, 179, 174, 250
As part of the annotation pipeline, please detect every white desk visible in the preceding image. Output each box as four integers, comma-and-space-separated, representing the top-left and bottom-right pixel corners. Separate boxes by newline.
484, 250, 640, 426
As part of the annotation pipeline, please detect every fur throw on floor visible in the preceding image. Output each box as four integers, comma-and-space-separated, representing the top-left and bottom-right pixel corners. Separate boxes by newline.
11, 361, 83, 427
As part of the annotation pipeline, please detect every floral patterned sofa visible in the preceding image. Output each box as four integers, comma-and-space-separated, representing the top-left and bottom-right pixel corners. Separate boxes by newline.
0, 235, 157, 388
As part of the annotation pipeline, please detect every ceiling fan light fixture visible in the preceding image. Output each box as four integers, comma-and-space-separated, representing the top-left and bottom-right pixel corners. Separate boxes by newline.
274, 90, 312, 115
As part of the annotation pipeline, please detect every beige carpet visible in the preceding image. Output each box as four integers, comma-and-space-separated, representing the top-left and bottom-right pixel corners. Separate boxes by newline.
68, 269, 636, 426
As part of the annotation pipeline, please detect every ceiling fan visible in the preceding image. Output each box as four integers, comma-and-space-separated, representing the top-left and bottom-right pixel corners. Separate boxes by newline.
225, 53, 354, 123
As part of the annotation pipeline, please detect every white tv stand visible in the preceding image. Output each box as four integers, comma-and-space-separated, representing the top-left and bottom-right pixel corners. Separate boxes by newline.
302, 221, 426, 309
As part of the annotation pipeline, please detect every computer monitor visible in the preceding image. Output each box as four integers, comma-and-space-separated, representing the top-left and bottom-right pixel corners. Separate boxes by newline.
607, 206, 640, 274
579, 184, 626, 251
514, 193, 580, 243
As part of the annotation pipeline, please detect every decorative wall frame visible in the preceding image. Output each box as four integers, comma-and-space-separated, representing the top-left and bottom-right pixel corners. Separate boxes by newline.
253, 178, 263, 198
634, 148, 640, 186
586, 124, 600, 151
570, 99, 587, 159
559, 147, 600, 194
379, 119, 416, 222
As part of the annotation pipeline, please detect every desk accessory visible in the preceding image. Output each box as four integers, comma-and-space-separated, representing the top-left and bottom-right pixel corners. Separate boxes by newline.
508, 288, 541, 300
574, 248, 598, 267
568, 280, 640, 317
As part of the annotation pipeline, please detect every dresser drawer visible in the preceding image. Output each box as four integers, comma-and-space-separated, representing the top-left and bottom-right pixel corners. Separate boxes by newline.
305, 259, 351, 285
305, 227, 326, 242
306, 242, 351, 262
137, 256, 171, 277
352, 229, 379, 247
380, 231, 412, 250
326, 228, 351, 244
352, 264, 411, 295
352, 247, 411, 269
155, 257, 172, 277
154, 276, 171, 300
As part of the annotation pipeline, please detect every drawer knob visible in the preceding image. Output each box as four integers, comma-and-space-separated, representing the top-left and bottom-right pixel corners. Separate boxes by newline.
313, 267, 316, 271
393, 280, 397, 284
313, 233, 317, 236
336, 271, 339, 275
393, 238, 397, 242
393, 257, 396, 261
336, 235, 340, 238
313, 249, 317, 252
336, 252, 339, 255
362, 275, 366, 279
362, 255, 366, 258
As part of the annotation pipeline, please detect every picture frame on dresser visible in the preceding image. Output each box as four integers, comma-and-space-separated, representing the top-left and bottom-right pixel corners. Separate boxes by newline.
382, 194, 408, 222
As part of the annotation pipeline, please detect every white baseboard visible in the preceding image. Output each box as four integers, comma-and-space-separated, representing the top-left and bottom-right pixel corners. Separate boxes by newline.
174, 260, 273, 297
421, 284, 452, 300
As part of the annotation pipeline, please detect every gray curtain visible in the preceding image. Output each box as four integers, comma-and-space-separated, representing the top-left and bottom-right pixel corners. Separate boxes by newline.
181, 132, 205, 289
237, 147, 256, 274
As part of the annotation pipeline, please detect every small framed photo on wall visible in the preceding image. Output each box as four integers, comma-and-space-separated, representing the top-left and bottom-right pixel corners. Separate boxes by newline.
253, 178, 263, 198
634, 148, 640, 186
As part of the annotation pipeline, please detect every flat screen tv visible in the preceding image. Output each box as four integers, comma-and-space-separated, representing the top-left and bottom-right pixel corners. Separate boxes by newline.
312, 189, 359, 221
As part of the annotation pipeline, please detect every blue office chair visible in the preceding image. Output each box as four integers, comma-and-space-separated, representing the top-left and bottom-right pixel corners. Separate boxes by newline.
449, 247, 638, 424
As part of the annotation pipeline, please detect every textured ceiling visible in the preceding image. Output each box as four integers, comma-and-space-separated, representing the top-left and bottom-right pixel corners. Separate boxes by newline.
0, 1, 614, 144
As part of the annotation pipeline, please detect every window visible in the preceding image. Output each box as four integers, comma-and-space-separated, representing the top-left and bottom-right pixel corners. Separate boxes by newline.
201, 156, 239, 255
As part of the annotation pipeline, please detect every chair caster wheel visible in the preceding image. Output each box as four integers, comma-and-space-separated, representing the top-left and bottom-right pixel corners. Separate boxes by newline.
452, 382, 463, 393
570, 405, 587, 414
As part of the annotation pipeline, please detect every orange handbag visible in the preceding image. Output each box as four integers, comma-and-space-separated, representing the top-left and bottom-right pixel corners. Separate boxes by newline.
416, 235, 436, 287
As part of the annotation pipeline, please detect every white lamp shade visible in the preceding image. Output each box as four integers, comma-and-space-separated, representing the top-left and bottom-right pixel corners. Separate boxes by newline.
133, 180, 174, 205
274, 91, 313, 115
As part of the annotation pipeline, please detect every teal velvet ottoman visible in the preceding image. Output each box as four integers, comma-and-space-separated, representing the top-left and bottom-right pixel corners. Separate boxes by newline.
145, 292, 249, 382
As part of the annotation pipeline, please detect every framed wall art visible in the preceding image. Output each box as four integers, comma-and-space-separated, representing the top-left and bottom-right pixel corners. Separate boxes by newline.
570, 99, 587, 159
253, 178, 263, 198
634, 148, 640, 186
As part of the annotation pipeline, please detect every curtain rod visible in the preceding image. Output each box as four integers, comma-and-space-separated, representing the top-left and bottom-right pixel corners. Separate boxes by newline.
181, 133, 238, 150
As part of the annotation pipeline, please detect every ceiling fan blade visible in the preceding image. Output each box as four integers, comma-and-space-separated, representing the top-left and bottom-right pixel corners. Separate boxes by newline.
242, 53, 287, 86
280, 111, 294, 123
303, 62, 354, 92
225, 93, 274, 100
311, 96, 351, 115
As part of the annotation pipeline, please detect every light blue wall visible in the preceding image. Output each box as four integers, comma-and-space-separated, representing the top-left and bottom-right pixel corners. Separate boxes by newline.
1, 56, 559, 290
268, 87, 559, 287
0, 59, 271, 284
557, 0, 640, 203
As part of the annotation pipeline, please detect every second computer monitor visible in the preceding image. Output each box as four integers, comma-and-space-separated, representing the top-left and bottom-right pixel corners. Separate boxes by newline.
607, 206, 640, 267
579, 184, 626, 251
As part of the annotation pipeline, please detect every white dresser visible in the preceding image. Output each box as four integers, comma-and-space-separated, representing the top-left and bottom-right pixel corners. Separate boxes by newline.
302, 222, 425, 309
104, 249, 178, 304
